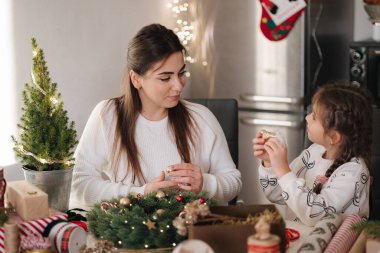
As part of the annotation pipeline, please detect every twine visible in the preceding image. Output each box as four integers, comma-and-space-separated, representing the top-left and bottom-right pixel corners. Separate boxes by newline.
4, 222, 20, 253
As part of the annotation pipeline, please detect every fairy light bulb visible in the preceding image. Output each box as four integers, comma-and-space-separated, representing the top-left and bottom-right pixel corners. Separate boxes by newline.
50, 96, 58, 105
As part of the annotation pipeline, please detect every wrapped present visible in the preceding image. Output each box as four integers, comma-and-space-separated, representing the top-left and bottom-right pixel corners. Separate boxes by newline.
188, 205, 285, 253
324, 214, 364, 253
5, 181, 48, 221
0, 213, 67, 252
366, 238, 380, 253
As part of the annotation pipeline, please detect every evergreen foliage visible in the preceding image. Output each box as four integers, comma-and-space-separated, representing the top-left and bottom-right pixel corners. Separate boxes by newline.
87, 190, 216, 250
354, 220, 380, 241
11, 38, 78, 171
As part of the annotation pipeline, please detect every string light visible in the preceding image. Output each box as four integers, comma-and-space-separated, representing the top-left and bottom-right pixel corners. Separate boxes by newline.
14, 143, 73, 166
30, 48, 61, 106
169, 0, 196, 63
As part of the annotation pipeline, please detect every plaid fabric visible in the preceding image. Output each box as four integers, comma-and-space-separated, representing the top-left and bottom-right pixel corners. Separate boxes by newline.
60, 226, 76, 253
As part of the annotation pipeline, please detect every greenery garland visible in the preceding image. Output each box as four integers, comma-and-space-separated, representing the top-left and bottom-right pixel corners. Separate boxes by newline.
354, 220, 380, 241
86, 190, 216, 250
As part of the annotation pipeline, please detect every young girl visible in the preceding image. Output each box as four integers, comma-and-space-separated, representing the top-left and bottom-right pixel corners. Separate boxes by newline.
252, 82, 373, 226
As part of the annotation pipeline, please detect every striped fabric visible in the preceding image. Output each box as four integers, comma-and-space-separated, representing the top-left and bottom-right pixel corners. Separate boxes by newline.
324, 214, 364, 253
0, 214, 67, 252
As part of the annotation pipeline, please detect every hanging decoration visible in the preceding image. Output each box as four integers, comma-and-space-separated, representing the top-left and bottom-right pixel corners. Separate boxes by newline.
259, 0, 307, 41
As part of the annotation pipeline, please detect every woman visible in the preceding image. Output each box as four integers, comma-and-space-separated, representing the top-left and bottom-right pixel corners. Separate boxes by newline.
70, 24, 242, 210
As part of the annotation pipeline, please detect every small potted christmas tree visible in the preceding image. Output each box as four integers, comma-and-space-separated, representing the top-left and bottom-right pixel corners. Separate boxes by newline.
11, 38, 78, 211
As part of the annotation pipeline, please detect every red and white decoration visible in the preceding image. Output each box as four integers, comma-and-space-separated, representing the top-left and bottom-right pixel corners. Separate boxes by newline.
0, 213, 67, 252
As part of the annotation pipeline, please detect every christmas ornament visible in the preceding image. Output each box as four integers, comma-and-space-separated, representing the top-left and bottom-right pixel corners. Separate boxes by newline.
176, 194, 184, 202
199, 197, 206, 204
144, 220, 157, 230
99, 202, 117, 214
247, 217, 280, 253
156, 209, 165, 216
119, 197, 131, 206
259, 0, 306, 41
156, 190, 166, 199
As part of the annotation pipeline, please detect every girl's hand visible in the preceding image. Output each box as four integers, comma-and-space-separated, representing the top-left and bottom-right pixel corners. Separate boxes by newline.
263, 137, 291, 178
144, 171, 178, 194
252, 133, 271, 167
168, 163, 203, 193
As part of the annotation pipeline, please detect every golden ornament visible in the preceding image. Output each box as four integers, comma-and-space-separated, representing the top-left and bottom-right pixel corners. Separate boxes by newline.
156, 209, 164, 215
119, 197, 131, 206
156, 190, 166, 199
145, 219, 156, 230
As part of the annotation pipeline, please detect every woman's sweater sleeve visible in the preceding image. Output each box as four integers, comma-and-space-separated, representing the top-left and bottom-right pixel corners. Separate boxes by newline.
70, 101, 144, 209
198, 107, 242, 204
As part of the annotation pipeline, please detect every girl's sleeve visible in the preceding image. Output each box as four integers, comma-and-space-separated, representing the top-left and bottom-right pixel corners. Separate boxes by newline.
70, 101, 144, 209
258, 148, 310, 205
278, 162, 369, 226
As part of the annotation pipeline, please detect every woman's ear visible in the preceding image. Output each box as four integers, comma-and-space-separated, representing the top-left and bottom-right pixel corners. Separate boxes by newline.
129, 70, 141, 89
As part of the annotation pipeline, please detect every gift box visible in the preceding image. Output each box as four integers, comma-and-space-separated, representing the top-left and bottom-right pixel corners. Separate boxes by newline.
188, 204, 285, 253
0, 213, 68, 252
366, 238, 380, 253
5, 180, 49, 221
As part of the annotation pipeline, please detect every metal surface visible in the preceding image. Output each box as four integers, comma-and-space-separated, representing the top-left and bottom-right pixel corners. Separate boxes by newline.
23, 167, 73, 212
189, 0, 305, 206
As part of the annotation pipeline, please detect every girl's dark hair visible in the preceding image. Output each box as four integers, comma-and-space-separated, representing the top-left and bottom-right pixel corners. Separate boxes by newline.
312, 82, 373, 194
109, 24, 196, 184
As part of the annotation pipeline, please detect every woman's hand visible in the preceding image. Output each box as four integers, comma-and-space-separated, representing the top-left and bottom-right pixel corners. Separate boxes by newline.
263, 137, 291, 178
144, 171, 178, 194
168, 163, 203, 193
252, 133, 271, 167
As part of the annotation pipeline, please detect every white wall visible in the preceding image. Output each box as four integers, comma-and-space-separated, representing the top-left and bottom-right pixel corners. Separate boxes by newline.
354, 0, 373, 41
0, 0, 175, 180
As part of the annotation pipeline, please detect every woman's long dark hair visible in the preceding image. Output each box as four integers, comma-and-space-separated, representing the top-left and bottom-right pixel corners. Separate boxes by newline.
312, 82, 373, 194
109, 24, 196, 184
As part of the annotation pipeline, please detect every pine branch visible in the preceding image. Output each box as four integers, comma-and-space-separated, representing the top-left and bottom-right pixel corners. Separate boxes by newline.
87, 190, 216, 250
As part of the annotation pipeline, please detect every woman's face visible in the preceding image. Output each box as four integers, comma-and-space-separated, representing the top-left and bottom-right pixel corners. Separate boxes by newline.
133, 51, 186, 119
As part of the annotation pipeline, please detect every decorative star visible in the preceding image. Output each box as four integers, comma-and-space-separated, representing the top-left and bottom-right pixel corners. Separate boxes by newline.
145, 219, 156, 230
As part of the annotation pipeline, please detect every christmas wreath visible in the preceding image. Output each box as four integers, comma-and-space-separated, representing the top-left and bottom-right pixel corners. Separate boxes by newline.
86, 190, 215, 250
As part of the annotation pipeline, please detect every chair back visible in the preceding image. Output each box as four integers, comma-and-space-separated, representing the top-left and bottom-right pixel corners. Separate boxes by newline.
186, 98, 239, 205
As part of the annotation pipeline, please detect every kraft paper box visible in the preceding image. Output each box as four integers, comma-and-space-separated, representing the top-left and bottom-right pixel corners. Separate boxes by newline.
188, 205, 286, 253
5, 180, 49, 221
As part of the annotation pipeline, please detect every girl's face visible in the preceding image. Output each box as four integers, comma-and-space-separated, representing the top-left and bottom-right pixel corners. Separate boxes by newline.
132, 51, 187, 119
305, 103, 330, 147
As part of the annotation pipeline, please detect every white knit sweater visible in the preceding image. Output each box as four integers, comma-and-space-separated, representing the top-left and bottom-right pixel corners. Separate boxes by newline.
69, 100, 242, 210
258, 143, 370, 226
